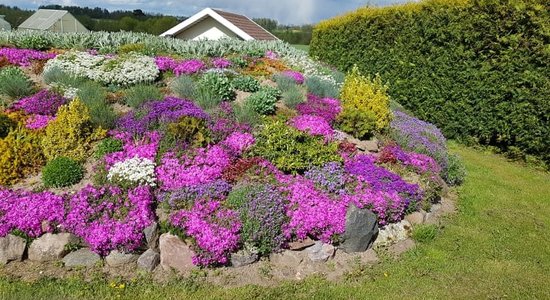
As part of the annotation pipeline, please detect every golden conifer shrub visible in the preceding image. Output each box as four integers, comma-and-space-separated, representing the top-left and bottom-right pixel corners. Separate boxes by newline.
0, 126, 45, 186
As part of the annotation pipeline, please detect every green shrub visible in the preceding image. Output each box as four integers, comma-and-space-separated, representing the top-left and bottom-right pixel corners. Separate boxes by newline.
193, 83, 222, 111
95, 137, 123, 158
164, 116, 212, 148
197, 72, 236, 102
0, 127, 45, 186
273, 74, 297, 93
249, 119, 342, 174
246, 86, 281, 115
0, 114, 16, 138
311, 0, 550, 167
77, 81, 117, 129
232, 101, 262, 127
0, 66, 34, 100
445, 154, 466, 186
305, 76, 339, 98
42, 156, 84, 188
170, 75, 196, 99
229, 56, 248, 69
43, 66, 84, 86
231, 76, 260, 92
337, 67, 391, 139
124, 84, 163, 108
14, 35, 51, 50
282, 85, 305, 109
411, 224, 439, 243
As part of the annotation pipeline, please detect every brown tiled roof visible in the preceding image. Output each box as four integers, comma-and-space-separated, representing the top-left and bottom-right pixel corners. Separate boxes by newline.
213, 9, 278, 41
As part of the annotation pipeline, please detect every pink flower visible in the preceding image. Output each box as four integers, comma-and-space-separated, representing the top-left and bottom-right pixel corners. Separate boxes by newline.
174, 59, 205, 76
290, 114, 334, 139
281, 70, 304, 85
25, 115, 55, 130
221, 132, 255, 156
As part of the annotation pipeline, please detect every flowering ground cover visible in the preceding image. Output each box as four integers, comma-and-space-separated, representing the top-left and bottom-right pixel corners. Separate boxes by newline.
0, 32, 463, 268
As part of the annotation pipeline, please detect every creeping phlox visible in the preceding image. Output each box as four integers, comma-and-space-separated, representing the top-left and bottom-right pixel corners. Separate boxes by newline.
107, 156, 157, 187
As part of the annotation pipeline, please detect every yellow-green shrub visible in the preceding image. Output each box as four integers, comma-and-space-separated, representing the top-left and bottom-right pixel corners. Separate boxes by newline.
41, 98, 106, 162
0, 127, 45, 186
337, 66, 391, 139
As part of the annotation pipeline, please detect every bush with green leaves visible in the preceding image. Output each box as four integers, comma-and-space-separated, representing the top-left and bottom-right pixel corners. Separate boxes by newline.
76, 81, 117, 129
246, 86, 281, 115
197, 72, 236, 102
231, 76, 260, 93
311, 0, 550, 167
42, 156, 84, 188
0, 66, 34, 100
0, 114, 16, 138
232, 101, 262, 127
164, 116, 212, 148
14, 34, 52, 50
282, 85, 304, 109
124, 84, 163, 108
95, 137, 123, 158
305, 76, 339, 99
445, 154, 466, 186
249, 119, 342, 173
170, 75, 196, 99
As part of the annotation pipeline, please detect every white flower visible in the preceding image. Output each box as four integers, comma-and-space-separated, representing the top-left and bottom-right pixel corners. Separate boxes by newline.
107, 156, 157, 187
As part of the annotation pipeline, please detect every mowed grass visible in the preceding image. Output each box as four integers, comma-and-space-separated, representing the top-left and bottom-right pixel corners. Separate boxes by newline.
291, 44, 310, 53
1, 144, 549, 299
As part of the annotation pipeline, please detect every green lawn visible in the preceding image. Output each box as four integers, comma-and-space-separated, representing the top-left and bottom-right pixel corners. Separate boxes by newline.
291, 44, 310, 53
1, 144, 549, 299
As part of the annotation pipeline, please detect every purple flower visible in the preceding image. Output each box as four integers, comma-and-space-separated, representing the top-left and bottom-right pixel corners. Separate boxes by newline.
379, 144, 442, 174
290, 114, 334, 139
104, 131, 161, 168
174, 59, 205, 76
221, 132, 255, 156
296, 94, 341, 124
265, 51, 278, 60
281, 70, 305, 85
211, 57, 232, 69
12, 90, 67, 116
0, 48, 56, 67
25, 114, 55, 130
155, 56, 177, 71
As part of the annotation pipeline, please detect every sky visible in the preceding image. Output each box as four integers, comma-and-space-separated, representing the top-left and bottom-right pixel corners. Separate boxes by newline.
1, 0, 413, 25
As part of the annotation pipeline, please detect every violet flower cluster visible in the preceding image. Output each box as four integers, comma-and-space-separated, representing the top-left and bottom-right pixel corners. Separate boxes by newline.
117, 97, 208, 135
154, 56, 177, 71
63, 185, 155, 255
304, 162, 347, 194
174, 59, 206, 76
0, 189, 65, 238
211, 57, 232, 69
343, 183, 406, 225
281, 70, 305, 84
12, 89, 67, 116
290, 114, 334, 139
160, 180, 231, 210
25, 114, 55, 130
170, 199, 241, 266
0, 47, 56, 66
221, 132, 255, 156
379, 144, 442, 174
296, 94, 342, 124
104, 131, 161, 168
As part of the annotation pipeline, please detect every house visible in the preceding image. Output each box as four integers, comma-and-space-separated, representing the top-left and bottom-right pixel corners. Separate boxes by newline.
0, 16, 11, 31
18, 9, 89, 33
160, 8, 278, 41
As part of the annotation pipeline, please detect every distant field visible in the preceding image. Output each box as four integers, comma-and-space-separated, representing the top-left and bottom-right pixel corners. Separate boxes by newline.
291, 44, 310, 53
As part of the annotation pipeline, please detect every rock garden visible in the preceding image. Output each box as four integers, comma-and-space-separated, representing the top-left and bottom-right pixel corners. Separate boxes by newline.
0, 31, 465, 284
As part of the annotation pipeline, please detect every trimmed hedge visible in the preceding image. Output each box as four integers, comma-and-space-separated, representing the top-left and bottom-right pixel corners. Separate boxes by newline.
311, 0, 550, 166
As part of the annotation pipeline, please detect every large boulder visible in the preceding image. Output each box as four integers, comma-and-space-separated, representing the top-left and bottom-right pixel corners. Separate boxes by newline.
0, 234, 26, 265
230, 249, 258, 268
28, 233, 79, 262
159, 233, 194, 274
340, 205, 379, 253
63, 248, 101, 267
105, 250, 139, 267
137, 249, 160, 272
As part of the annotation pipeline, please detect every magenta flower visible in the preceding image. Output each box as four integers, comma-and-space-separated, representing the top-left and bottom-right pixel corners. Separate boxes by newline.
221, 132, 255, 156
174, 59, 205, 76
155, 56, 177, 71
290, 114, 334, 139
12, 89, 67, 116
25, 114, 55, 130
0, 48, 56, 67
281, 70, 305, 85
211, 57, 232, 69
296, 94, 342, 124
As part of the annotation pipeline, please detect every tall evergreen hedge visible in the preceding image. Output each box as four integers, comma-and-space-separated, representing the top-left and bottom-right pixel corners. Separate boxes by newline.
311, 0, 550, 166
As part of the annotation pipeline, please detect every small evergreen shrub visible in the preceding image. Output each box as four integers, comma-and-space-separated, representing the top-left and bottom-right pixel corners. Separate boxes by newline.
42, 156, 84, 188
0, 66, 34, 100
124, 84, 163, 108
193, 84, 222, 111
232, 101, 261, 127
95, 137, 123, 158
197, 72, 236, 102
170, 75, 196, 99
273, 74, 297, 93
305, 76, 339, 99
246, 86, 281, 115
41, 98, 106, 162
0, 127, 45, 186
282, 85, 304, 109
231, 76, 260, 93
43, 65, 84, 86
338, 67, 391, 139
164, 116, 212, 148
249, 119, 341, 174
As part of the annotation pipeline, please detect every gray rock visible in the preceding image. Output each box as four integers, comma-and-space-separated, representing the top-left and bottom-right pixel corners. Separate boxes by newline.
388, 238, 416, 257
288, 238, 315, 251
340, 205, 379, 253
231, 250, 258, 268
0, 234, 26, 265
28, 233, 79, 262
360, 249, 380, 264
137, 249, 159, 272
143, 222, 159, 250
373, 220, 412, 248
306, 241, 335, 262
62, 248, 101, 267
405, 212, 425, 225
159, 233, 194, 274
356, 138, 379, 153
105, 250, 139, 267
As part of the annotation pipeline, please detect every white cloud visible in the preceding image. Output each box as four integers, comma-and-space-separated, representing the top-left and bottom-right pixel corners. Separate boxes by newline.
4, 0, 412, 24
